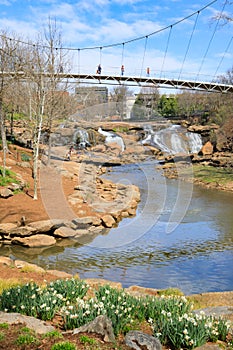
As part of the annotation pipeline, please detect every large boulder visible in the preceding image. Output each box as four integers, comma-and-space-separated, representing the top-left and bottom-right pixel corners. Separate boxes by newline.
14, 260, 45, 273
73, 315, 115, 343
0, 188, 13, 198
0, 312, 55, 335
125, 331, 162, 350
200, 141, 214, 155
101, 214, 116, 228
27, 219, 64, 233
11, 234, 56, 248
0, 223, 18, 235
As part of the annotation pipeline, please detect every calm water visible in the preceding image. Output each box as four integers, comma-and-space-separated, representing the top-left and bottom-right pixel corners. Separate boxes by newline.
1, 160, 233, 295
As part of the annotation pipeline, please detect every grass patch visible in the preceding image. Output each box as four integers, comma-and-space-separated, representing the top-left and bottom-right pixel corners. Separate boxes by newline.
0, 278, 23, 294
43, 330, 63, 339
0, 323, 9, 329
157, 287, 184, 297
15, 327, 39, 346
51, 341, 77, 350
20, 265, 43, 274
80, 335, 97, 345
0, 166, 20, 187
179, 164, 233, 186
192, 165, 233, 185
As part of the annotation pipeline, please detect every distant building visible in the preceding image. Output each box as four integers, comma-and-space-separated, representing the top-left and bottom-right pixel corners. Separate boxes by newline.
125, 96, 136, 119
75, 86, 108, 107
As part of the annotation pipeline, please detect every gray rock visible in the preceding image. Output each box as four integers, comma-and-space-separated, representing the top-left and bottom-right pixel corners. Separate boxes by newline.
72, 315, 115, 343
101, 214, 116, 228
194, 344, 223, 350
0, 223, 18, 235
11, 234, 56, 247
0, 256, 13, 266
27, 219, 64, 233
125, 331, 162, 350
0, 188, 13, 198
53, 226, 78, 238
9, 226, 34, 238
194, 306, 233, 318
0, 311, 55, 335
14, 260, 45, 273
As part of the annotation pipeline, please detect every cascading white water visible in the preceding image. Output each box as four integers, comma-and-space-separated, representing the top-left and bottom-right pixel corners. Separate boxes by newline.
73, 129, 90, 148
142, 125, 202, 154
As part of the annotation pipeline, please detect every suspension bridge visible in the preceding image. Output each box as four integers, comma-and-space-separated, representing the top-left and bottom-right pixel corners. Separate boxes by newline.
2, 0, 233, 93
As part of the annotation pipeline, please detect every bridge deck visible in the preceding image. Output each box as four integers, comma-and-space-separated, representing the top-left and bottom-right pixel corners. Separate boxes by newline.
3, 71, 233, 93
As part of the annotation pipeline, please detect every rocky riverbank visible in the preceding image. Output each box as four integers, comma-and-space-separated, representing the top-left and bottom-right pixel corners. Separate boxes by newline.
1, 120, 233, 248
1, 121, 154, 247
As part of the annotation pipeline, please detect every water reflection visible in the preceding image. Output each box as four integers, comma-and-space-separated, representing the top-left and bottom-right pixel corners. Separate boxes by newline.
1, 161, 233, 295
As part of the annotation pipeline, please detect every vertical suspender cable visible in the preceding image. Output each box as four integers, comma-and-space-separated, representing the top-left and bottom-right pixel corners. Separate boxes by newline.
140, 36, 148, 77
195, 0, 227, 81
121, 43, 125, 66
178, 11, 200, 80
78, 48, 80, 75
212, 36, 233, 81
160, 25, 172, 79
99, 46, 102, 65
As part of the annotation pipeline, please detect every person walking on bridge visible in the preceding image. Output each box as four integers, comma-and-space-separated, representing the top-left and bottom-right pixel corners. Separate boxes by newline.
97, 64, 102, 74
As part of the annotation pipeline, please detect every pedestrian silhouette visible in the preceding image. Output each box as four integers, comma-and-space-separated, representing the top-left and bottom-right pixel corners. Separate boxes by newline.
97, 64, 102, 74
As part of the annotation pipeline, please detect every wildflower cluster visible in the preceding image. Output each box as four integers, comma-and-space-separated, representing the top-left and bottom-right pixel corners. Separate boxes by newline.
0, 280, 231, 349
148, 297, 231, 349
0, 278, 88, 321
62, 285, 140, 334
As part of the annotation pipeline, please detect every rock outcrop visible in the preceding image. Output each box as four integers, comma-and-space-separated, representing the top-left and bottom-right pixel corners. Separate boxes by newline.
73, 315, 115, 343
125, 331, 162, 350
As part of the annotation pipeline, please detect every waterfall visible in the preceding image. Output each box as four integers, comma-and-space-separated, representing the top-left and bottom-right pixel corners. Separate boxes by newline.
98, 127, 125, 152
142, 125, 202, 154
73, 129, 91, 148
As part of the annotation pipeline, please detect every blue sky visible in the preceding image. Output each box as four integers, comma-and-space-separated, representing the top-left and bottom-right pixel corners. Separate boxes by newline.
0, 0, 232, 83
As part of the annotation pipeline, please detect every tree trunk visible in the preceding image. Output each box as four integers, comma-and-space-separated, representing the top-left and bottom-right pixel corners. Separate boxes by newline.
0, 97, 8, 177
47, 118, 52, 166
33, 92, 45, 200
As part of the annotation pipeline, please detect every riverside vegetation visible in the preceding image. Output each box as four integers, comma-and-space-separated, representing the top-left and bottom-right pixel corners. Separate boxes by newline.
0, 277, 232, 350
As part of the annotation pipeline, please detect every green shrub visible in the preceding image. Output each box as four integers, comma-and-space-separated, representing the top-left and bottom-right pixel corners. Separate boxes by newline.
43, 330, 63, 339
20, 153, 31, 162
15, 333, 37, 345
80, 334, 97, 345
51, 341, 77, 350
0, 166, 19, 186
0, 323, 9, 329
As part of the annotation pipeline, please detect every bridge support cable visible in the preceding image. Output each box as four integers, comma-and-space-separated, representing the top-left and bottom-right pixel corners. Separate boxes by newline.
99, 47, 102, 67
212, 35, 233, 82
78, 48, 80, 75
159, 25, 173, 79
178, 11, 200, 81
140, 36, 148, 78
195, 0, 227, 81
121, 43, 125, 67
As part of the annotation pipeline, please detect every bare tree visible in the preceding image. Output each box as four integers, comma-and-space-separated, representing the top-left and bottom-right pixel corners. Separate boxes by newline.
0, 31, 23, 176
212, 1, 233, 24
42, 18, 71, 165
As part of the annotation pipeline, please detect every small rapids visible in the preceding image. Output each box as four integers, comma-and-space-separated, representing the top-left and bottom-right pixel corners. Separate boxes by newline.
142, 124, 202, 154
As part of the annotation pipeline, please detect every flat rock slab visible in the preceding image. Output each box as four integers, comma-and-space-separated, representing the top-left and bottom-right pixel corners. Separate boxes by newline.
0, 312, 55, 335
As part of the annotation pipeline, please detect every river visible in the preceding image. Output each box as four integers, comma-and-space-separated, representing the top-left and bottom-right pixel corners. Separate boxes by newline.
1, 160, 233, 295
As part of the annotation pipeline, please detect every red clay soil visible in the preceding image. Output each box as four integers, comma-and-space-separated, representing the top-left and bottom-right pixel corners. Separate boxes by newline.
0, 146, 95, 224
